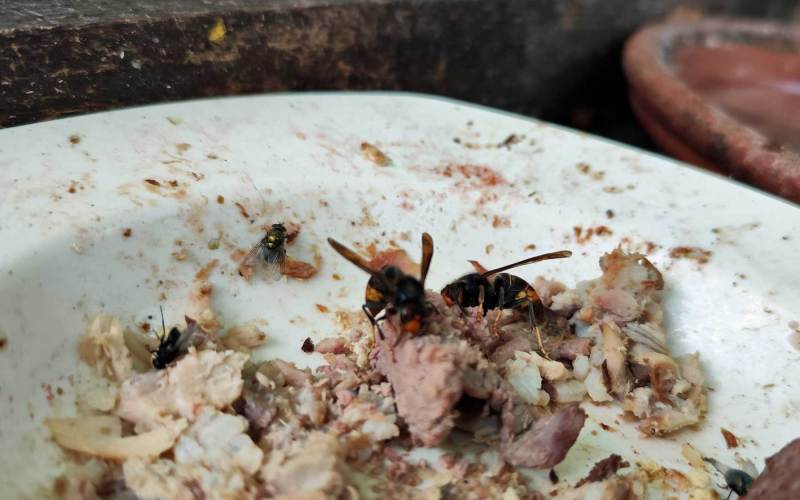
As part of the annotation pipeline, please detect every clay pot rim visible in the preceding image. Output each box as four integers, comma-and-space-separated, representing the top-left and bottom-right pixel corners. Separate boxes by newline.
623, 17, 800, 204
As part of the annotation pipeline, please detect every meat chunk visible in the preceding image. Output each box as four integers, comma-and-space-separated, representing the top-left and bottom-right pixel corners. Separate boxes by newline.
78, 315, 132, 383
601, 323, 631, 398
502, 404, 586, 468
377, 336, 481, 446
117, 349, 248, 429
315, 337, 349, 354
547, 337, 592, 362
746, 438, 800, 499
124, 409, 261, 499
262, 432, 347, 497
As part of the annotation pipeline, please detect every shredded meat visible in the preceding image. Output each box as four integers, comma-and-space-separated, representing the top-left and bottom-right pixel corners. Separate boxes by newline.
501, 404, 587, 469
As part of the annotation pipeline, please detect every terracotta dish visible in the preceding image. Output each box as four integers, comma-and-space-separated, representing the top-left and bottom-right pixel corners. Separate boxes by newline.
624, 18, 800, 203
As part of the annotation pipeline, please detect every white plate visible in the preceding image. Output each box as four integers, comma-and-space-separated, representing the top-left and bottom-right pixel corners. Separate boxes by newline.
1, 93, 798, 497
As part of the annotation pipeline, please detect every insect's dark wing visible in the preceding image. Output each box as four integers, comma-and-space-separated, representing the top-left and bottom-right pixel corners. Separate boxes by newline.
328, 238, 393, 291
419, 232, 434, 287
241, 239, 265, 268
480, 250, 573, 278
263, 245, 286, 281
175, 317, 199, 353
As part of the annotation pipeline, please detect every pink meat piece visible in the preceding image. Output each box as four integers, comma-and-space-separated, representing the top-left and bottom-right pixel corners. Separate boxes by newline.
533, 277, 567, 306
489, 331, 533, 364
377, 335, 480, 446
547, 338, 592, 361
502, 404, 587, 469
590, 288, 642, 323
744, 438, 800, 499
315, 337, 349, 354
335, 389, 355, 408
271, 359, 310, 387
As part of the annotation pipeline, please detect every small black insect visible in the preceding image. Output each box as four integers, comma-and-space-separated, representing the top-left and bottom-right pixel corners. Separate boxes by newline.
441, 250, 572, 357
328, 233, 434, 338
241, 223, 288, 281
704, 457, 756, 499
151, 306, 198, 369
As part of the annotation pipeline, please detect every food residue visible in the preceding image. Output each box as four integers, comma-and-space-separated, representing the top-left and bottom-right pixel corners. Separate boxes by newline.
721, 428, 739, 448
122, 228, 132, 238
68, 134, 81, 145
176, 143, 191, 153
171, 249, 188, 261
282, 257, 318, 280
360, 142, 390, 166
669, 246, 712, 265
315, 304, 329, 313
195, 260, 218, 281
606, 209, 614, 219
42, 246, 719, 499
332, 273, 342, 281
492, 215, 511, 228
217, 195, 225, 204
234, 202, 251, 221
144, 179, 160, 187
573, 225, 614, 244
575, 454, 630, 487
439, 164, 507, 188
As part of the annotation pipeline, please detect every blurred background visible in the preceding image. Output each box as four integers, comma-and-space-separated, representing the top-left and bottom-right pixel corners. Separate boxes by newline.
2, 1, 799, 200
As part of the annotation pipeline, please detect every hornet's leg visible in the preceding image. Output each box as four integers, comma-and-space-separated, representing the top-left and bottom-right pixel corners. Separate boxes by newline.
527, 300, 550, 359
362, 304, 385, 342
455, 289, 468, 317
492, 286, 505, 333
477, 285, 485, 320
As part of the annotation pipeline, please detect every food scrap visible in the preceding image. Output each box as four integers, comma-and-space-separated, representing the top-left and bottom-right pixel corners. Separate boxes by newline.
282, 257, 318, 280
721, 428, 740, 448
46, 231, 725, 498
360, 142, 390, 166
122, 228, 132, 238
669, 246, 712, 265
573, 225, 614, 244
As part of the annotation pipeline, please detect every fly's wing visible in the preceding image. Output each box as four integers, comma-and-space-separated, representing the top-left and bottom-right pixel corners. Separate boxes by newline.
241, 239, 265, 268
263, 245, 286, 281
175, 317, 200, 353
